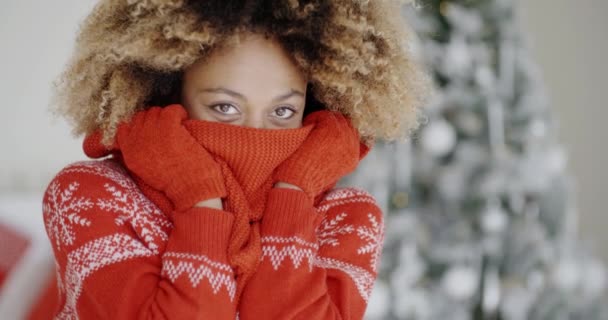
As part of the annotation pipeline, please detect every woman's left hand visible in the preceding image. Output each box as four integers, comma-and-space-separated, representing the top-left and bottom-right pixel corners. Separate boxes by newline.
272, 110, 363, 199
273, 181, 303, 190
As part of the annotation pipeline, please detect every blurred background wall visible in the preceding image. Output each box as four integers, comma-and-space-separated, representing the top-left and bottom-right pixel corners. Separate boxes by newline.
517, 0, 608, 263
0, 0, 606, 262
0, 1, 96, 194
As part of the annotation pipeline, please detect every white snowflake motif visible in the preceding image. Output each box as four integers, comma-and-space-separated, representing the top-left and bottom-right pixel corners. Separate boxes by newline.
96, 181, 171, 253
316, 212, 355, 247
59, 160, 131, 189
55, 233, 154, 320
48, 160, 172, 254
356, 213, 385, 272
43, 180, 94, 251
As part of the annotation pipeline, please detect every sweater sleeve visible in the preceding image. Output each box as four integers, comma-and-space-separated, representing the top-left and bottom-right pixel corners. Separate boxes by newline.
238, 187, 385, 320
42, 161, 237, 320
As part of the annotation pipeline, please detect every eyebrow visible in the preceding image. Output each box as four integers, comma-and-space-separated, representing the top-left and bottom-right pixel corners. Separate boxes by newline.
200, 87, 305, 102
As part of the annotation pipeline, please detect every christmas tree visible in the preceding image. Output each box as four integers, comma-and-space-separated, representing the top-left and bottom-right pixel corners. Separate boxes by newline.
342, 1, 608, 319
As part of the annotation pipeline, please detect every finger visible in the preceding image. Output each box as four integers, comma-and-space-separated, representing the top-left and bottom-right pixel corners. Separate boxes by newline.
115, 121, 132, 147
303, 110, 331, 126
140, 106, 163, 134
154, 105, 185, 134
116, 109, 146, 145
163, 104, 189, 122
144, 106, 162, 124
131, 108, 150, 128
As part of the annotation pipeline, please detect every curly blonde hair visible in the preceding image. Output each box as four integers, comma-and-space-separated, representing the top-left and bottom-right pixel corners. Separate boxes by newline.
51, 0, 430, 146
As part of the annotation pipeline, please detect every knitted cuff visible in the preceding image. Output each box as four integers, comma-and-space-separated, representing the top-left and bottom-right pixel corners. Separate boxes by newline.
260, 188, 321, 238
272, 161, 321, 200
167, 206, 234, 258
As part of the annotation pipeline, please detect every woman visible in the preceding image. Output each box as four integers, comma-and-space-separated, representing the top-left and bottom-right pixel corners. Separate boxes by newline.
43, 1, 427, 319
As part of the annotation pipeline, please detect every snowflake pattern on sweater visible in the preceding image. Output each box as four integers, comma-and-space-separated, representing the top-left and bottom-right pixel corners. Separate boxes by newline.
43, 180, 94, 250
43, 160, 385, 319
56, 233, 154, 319
317, 188, 385, 272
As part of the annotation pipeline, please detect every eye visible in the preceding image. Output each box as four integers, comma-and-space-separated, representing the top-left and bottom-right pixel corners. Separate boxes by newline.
273, 106, 296, 119
210, 103, 239, 115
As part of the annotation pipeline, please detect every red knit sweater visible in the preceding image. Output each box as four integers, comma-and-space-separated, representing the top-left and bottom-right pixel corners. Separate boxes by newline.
42, 120, 385, 319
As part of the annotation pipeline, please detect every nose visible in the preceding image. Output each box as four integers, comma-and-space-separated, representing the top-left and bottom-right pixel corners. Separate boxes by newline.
243, 115, 265, 129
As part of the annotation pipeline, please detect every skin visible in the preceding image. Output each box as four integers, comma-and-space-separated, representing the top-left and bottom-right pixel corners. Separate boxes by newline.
180, 32, 306, 209
181, 32, 308, 130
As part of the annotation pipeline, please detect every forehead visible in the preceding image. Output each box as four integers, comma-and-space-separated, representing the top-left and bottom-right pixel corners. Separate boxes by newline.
183, 33, 307, 88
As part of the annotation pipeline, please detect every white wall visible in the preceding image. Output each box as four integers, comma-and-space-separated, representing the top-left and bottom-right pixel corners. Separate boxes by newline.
518, 0, 608, 263
0, 1, 97, 194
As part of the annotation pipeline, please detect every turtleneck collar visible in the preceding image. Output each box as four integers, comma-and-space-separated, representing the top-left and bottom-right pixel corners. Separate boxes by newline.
182, 118, 313, 196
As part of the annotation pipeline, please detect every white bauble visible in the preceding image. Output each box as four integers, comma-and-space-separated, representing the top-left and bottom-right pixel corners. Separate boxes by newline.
441, 266, 479, 300
420, 119, 457, 157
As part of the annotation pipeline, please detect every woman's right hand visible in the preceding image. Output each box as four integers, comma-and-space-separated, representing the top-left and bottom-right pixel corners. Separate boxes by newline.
113, 104, 226, 211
